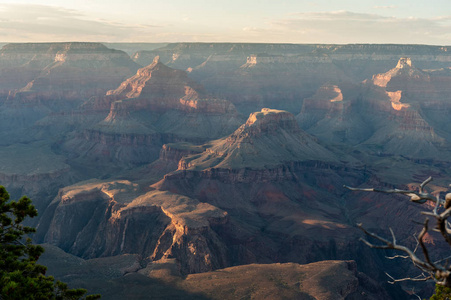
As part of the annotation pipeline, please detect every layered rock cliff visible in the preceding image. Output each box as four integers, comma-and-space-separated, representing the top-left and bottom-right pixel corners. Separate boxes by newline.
39, 180, 229, 274
0, 42, 140, 146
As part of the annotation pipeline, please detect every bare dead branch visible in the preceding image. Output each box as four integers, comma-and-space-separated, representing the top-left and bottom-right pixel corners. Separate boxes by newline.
385, 272, 433, 284
417, 219, 438, 270
344, 177, 444, 205
434, 255, 451, 265
420, 176, 433, 193
348, 177, 451, 286
357, 224, 435, 272
386, 254, 409, 259
344, 185, 415, 194
422, 206, 451, 247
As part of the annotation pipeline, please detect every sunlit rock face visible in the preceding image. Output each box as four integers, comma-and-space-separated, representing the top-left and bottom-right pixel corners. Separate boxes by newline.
39, 180, 229, 274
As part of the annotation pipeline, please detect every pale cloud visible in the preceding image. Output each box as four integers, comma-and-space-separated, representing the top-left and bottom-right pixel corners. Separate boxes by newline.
0, 4, 449, 45
374, 5, 398, 9
0, 4, 161, 42
260, 11, 451, 45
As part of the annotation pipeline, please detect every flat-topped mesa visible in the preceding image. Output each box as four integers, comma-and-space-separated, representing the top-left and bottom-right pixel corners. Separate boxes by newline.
241, 108, 301, 136
1, 42, 131, 67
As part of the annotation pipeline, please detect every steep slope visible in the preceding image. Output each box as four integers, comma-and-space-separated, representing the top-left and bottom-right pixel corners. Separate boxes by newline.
0, 141, 77, 222
297, 58, 451, 158
226, 54, 352, 113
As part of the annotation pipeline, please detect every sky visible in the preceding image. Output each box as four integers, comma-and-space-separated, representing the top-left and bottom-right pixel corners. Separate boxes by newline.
0, 0, 450, 45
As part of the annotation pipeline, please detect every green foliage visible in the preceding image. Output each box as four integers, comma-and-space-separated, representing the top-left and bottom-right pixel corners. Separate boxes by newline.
429, 284, 451, 300
0, 186, 100, 300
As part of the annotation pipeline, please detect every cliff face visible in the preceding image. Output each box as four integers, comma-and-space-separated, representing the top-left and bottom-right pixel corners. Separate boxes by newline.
361, 58, 449, 158
38, 247, 392, 300
40, 181, 229, 275
0, 143, 80, 232
296, 83, 373, 145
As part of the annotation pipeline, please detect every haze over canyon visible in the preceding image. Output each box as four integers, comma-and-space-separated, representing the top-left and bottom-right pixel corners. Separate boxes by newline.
2, 41, 451, 299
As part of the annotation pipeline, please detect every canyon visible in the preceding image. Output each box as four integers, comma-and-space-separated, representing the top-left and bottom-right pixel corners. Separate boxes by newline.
1, 42, 451, 299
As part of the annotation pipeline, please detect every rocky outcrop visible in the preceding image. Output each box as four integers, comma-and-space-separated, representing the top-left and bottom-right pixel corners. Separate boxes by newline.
295, 58, 451, 158
107, 56, 203, 101
62, 128, 165, 166
0, 42, 141, 146
159, 143, 205, 162
358, 58, 450, 158
40, 180, 229, 275
38, 246, 393, 300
